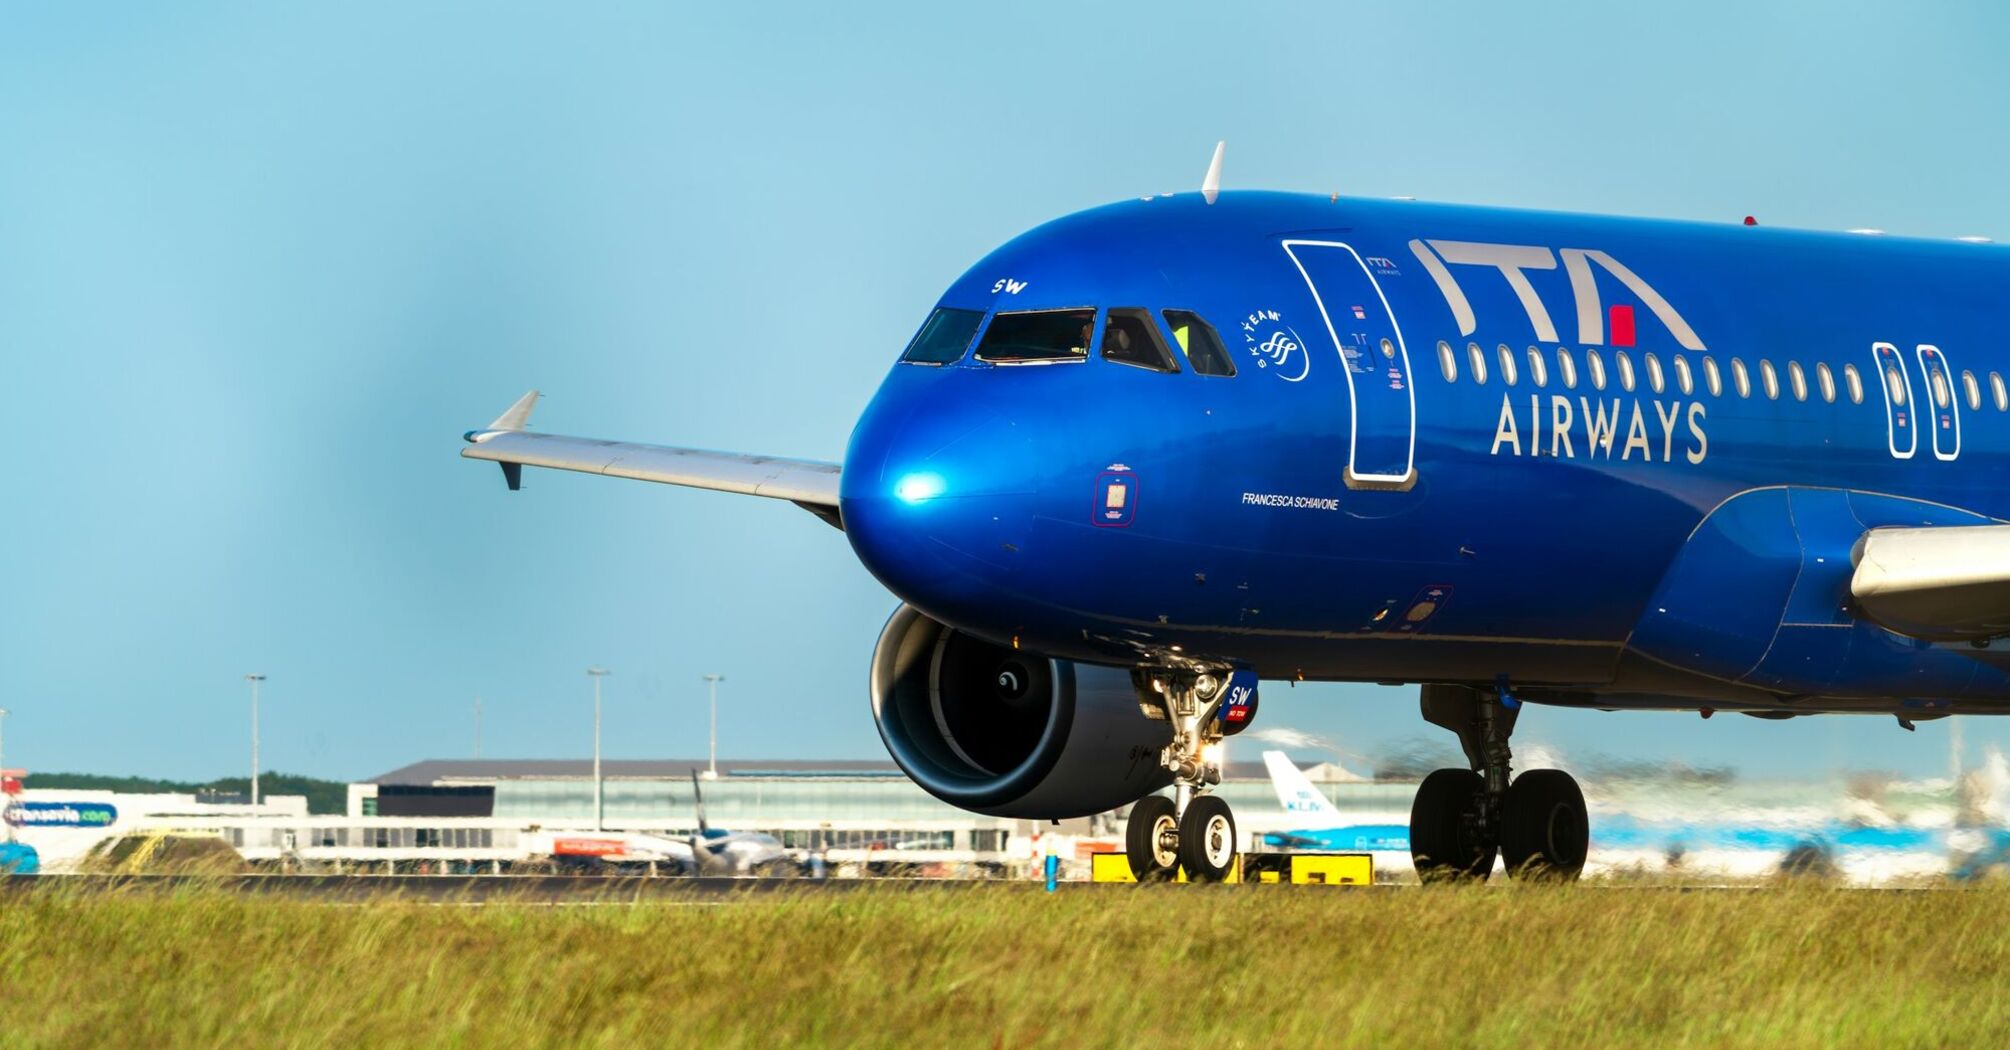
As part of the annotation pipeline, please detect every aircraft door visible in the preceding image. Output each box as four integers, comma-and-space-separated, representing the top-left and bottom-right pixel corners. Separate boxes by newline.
1870, 342, 1917, 460
1281, 240, 1417, 489
1914, 344, 1960, 461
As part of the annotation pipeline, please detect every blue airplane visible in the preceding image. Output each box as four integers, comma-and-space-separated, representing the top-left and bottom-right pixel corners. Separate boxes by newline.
464, 143, 2010, 883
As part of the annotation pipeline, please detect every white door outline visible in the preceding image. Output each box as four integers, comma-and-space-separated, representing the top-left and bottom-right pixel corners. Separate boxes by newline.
1871, 342, 1917, 460
1280, 240, 1418, 490
1914, 344, 1960, 461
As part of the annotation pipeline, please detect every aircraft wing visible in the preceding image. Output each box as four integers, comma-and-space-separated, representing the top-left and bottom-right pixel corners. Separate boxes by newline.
1852, 525, 2010, 641
461, 391, 844, 529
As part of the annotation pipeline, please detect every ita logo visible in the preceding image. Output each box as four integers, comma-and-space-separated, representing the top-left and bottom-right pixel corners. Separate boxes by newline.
1239, 308, 1310, 382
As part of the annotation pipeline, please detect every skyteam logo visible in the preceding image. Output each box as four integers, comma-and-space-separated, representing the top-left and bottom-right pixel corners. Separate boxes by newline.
1239, 308, 1309, 382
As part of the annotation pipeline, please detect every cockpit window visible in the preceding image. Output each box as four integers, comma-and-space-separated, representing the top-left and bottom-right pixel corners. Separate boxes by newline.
1102, 308, 1178, 372
1162, 310, 1235, 377
974, 308, 1096, 364
899, 307, 984, 365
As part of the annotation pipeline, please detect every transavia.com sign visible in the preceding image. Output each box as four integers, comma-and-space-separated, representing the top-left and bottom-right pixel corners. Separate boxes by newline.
3, 802, 118, 828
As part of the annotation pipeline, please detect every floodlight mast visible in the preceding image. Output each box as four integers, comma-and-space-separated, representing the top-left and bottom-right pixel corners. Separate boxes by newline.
587, 668, 610, 831
244, 675, 267, 808
703, 675, 725, 780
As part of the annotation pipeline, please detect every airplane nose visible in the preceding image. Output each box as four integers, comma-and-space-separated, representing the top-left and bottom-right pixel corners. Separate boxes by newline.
841, 400, 1036, 618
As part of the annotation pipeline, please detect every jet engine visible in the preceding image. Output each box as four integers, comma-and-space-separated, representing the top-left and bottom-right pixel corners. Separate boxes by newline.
869, 604, 1173, 819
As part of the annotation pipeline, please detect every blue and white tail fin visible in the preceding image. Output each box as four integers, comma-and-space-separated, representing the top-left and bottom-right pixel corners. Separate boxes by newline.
1263, 750, 1342, 823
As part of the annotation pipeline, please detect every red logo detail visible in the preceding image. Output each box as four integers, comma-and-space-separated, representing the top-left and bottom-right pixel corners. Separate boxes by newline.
1609, 304, 1636, 347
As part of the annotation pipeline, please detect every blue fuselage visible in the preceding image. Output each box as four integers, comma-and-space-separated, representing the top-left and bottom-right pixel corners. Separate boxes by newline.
839, 192, 2010, 714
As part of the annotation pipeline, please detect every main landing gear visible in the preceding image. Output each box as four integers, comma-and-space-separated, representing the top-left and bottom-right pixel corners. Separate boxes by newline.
1125, 670, 1238, 882
1409, 684, 1588, 882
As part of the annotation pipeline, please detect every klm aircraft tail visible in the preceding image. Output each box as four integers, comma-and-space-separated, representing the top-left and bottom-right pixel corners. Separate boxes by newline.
1263, 750, 1343, 821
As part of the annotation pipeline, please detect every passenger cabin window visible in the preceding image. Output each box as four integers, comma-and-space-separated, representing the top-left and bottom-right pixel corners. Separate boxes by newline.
976, 308, 1097, 364
1498, 344, 1518, 386
1527, 346, 1548, 387
1994, 371, 2008, 411
1102, 308, 1178, 372
1467, 342, 1488, 385
1704, 356, 1723, 396
1674, 356, 1694, 395
1817, 362, 1836, 402
1437, 341, 1457, 382
1162, 310, 1235, 376
1586, 349, 1606, 390
1845, 363, 1865, 404
1615, 351, 1636, 391
1964, 370, 1983, 411
900, 307, 986, 364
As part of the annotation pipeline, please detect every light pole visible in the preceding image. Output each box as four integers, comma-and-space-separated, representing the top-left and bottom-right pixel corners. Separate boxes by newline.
703, 674, 724, 780
245, 674, 266, 809
587, 668, 610, 831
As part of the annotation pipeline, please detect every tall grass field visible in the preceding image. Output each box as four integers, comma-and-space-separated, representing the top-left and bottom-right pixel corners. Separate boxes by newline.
1, 882, 2004, 1047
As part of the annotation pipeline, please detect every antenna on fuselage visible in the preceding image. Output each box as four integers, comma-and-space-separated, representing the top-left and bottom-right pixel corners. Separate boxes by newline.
1201, 140, 1225, 204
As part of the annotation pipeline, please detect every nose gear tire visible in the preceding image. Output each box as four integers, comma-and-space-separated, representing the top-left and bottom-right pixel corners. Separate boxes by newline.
1125, 795, 1180, 881
1500, 768, 1588, 881
1410, 768, 1496, 883
1177, 794, 1237, 883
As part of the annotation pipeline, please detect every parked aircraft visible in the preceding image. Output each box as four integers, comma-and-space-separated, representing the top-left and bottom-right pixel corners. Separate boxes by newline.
535, 772, 795, 875
464, 143, 2010, 883
681, 770, 795, 876
1257, 750, 1409, 854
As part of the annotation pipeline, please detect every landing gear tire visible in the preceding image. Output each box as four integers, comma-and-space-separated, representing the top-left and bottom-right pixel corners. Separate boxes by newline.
1500, 769, 1588, 882
1410, 768, 1495, 884
1177, 794, 1237, 883
1125, 795, 1180, 882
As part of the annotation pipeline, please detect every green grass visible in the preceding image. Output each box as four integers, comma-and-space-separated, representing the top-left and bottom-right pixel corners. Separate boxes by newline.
2, 881, 2005, 1047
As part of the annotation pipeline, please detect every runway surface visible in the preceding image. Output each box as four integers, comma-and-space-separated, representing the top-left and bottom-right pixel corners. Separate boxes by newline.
0, 873, 1927, 899
0, 874, 997, 901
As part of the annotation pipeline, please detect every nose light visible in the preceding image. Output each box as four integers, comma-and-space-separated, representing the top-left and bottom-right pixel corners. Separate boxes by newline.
894, 472, 945, 504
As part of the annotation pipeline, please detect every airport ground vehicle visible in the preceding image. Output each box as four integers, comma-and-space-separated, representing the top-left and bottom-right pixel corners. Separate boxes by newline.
464, 146, 2010, 883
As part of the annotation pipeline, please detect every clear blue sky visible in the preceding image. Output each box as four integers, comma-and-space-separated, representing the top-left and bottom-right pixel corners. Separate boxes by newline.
5, 3, 2008, 782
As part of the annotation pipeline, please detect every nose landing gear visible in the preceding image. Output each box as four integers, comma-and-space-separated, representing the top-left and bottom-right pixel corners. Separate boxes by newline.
1409, 683, 1588, 882
1124, 670, 1237, 882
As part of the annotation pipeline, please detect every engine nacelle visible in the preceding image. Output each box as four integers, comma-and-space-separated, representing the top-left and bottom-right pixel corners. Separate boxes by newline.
869, 604, 1173, 819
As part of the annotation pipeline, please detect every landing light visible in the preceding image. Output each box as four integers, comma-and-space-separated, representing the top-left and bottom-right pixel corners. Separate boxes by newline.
895, 472, 946, 504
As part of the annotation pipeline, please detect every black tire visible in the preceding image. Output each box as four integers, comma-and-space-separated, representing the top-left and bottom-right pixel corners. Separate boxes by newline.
1500, 769, 1588, 881
1178, 794, 1238, 883
1410, 768, 1495, 883
1125, 795, 1180, 881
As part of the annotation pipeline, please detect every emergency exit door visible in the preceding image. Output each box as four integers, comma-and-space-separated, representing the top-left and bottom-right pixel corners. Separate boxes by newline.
1871, 342, 1918, 460
1914, 344, 1960, 461
1282, 240, 1417, 489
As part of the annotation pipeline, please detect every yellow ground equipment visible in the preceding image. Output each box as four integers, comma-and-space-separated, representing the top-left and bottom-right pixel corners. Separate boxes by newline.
1089, 850, 1369, 884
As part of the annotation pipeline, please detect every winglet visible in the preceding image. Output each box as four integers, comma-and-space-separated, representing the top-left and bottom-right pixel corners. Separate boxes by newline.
487, 389, 540, 432
465, 390, 539, 490
1201, 140, 1225, 205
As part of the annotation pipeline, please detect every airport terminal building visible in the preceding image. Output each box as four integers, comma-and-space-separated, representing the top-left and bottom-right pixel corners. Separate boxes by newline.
4, 754, 1404, 876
